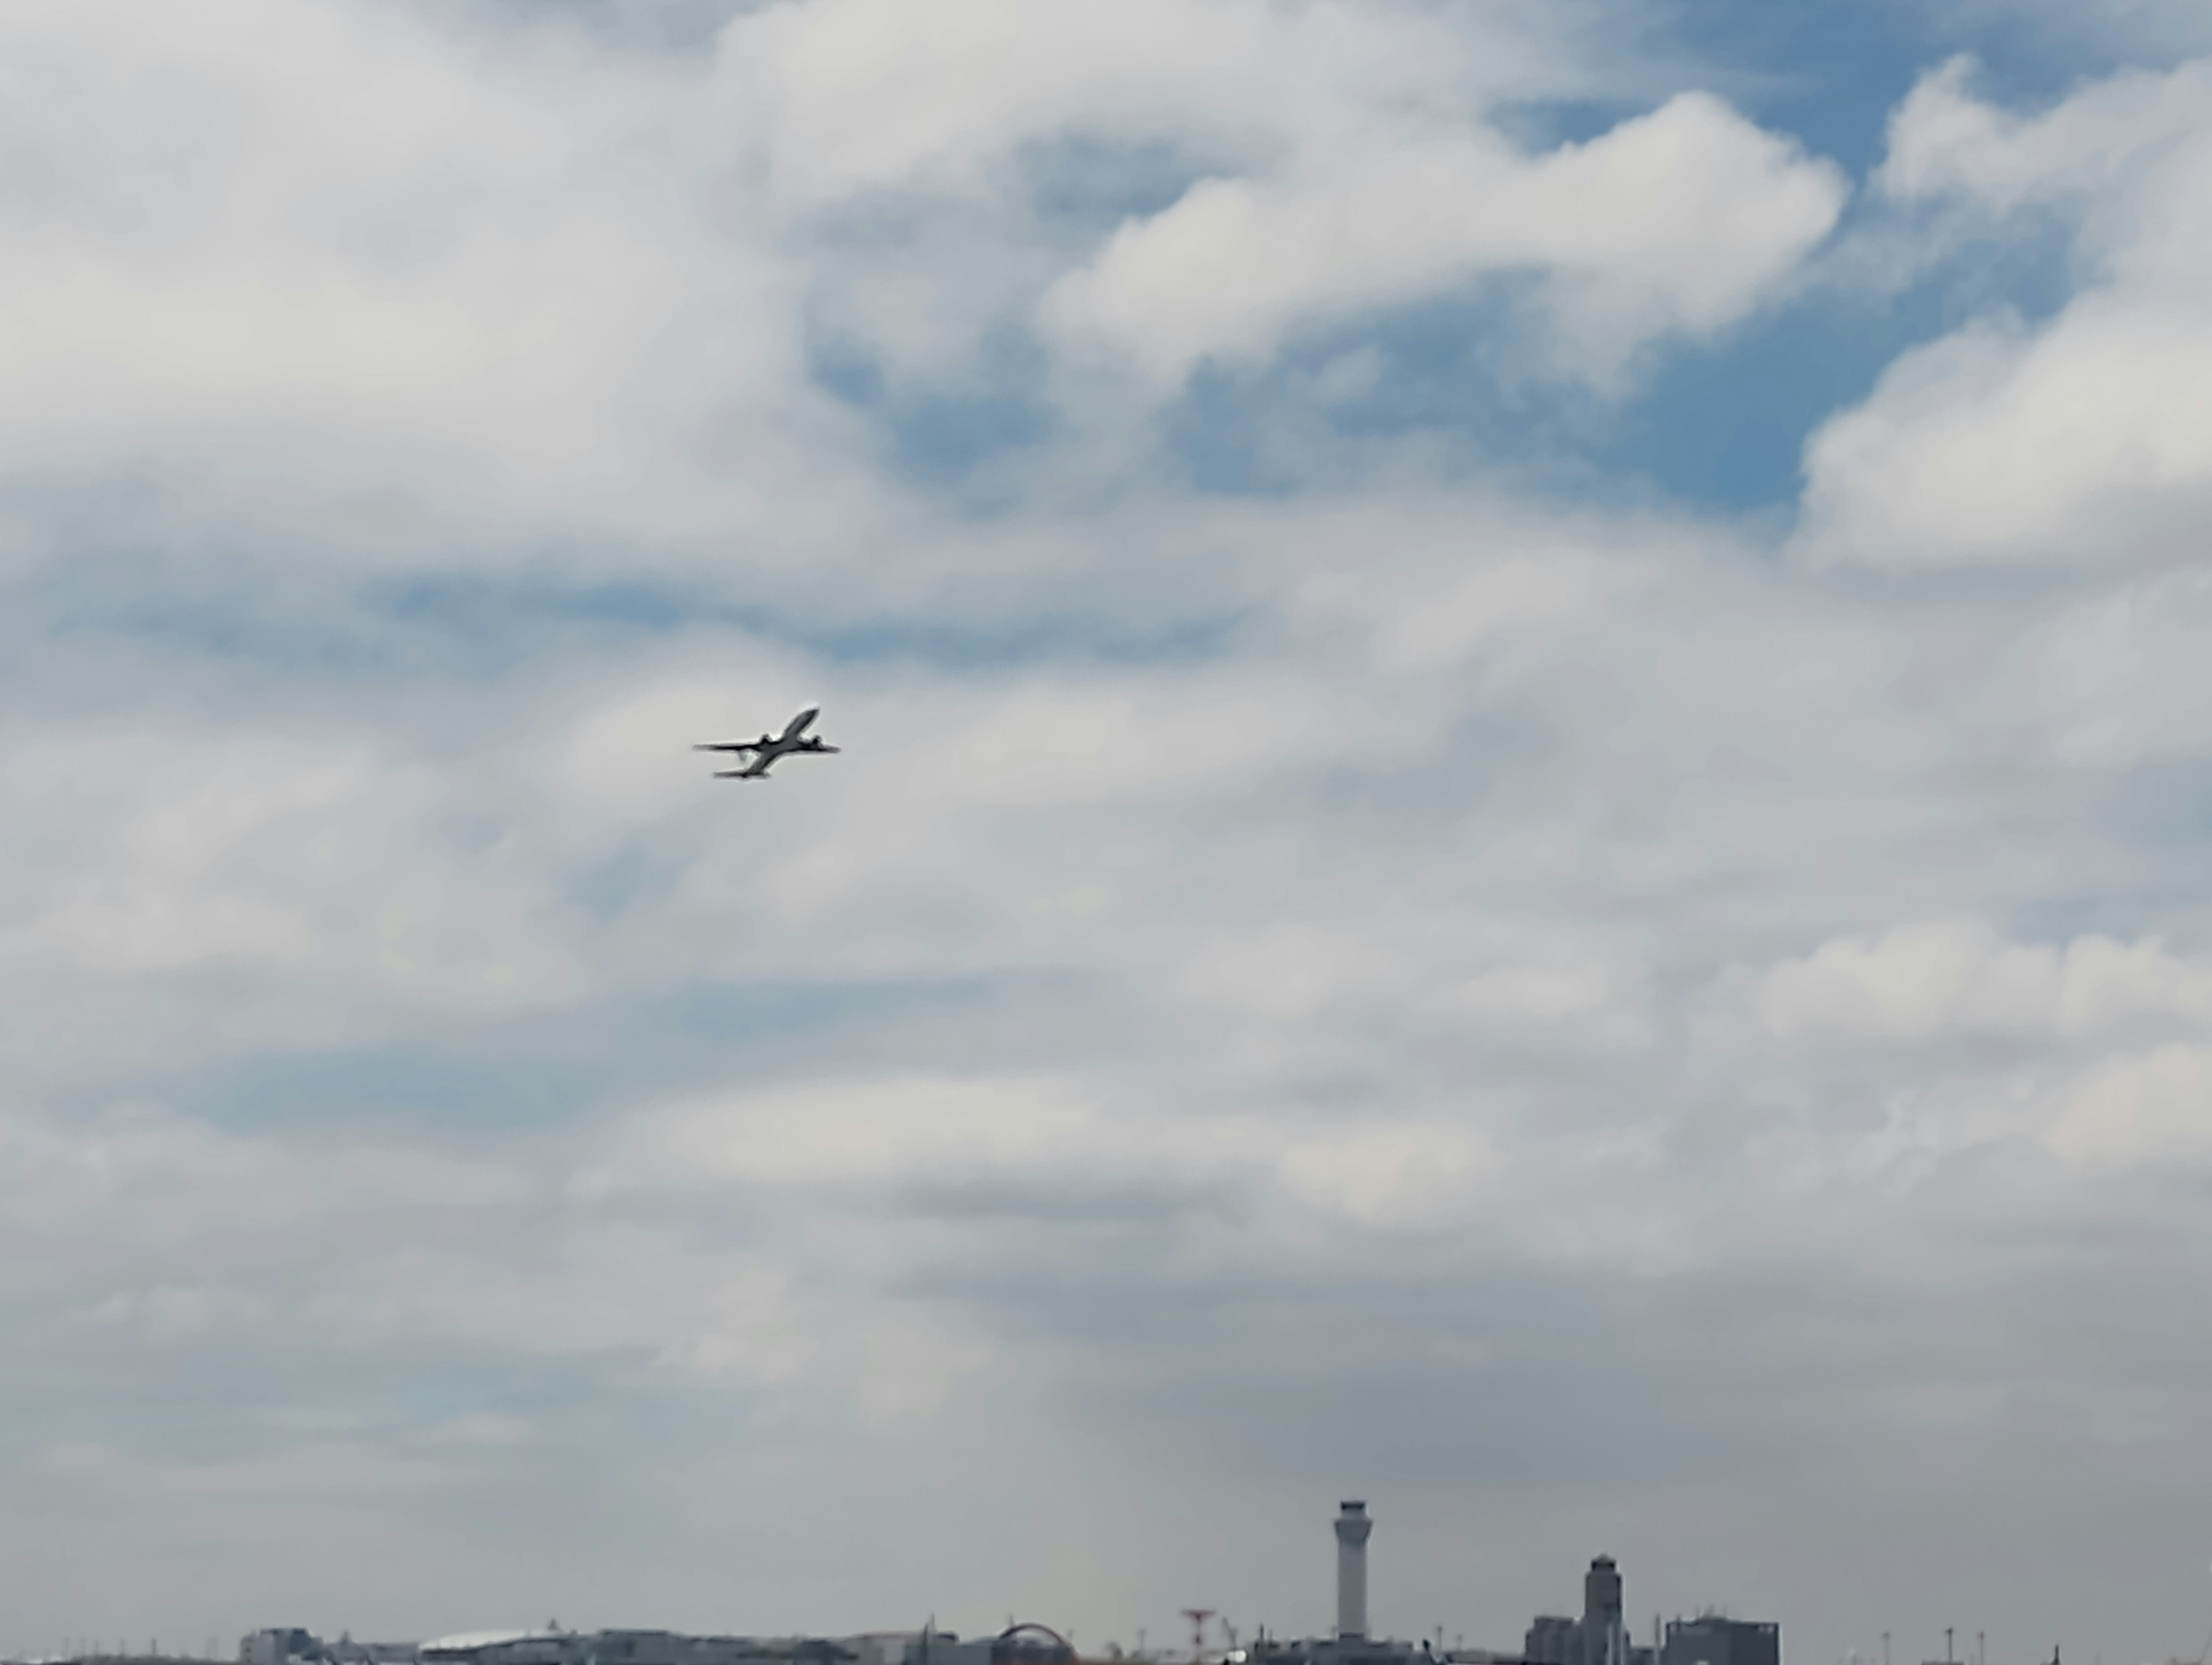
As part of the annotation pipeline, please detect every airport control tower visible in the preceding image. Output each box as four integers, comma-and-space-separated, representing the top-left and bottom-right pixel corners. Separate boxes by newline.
1582, 1556, 1624, 1665
1334, 1502, 1374, 1643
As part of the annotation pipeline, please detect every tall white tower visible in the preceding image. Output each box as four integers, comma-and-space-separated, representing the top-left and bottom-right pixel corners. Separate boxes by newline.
1334, 1501, 1373, 1642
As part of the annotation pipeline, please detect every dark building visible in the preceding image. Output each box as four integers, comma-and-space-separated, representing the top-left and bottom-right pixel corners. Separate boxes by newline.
1524, 1621, 1577, 1665
1584, 1562, 1622, 1629
1662, 1620, 1779, 1665
1582, 1559, 1624, 1665
1521, 1558, 1643, 1665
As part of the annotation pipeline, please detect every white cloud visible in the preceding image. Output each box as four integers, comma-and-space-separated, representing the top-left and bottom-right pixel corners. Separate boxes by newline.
1798, 57, 2212, 567
2016, 567, 2212, 765
1274, 1121, 1490, 1226
1178, 925, 1405, 1022
303, 1226, 822, 1382
581, 1074, 1108, 1193
0, 0, 1844, 574
1759, 920, 2212, 1043
0, 721, 586, 1025
1043, 91, 1846, 388
0, 0, 838, 548
1875, 56, 2211, 211
726, 0, 1573, 207
9, 6, 2212, 1659
1445, 958, 1624, 1029
0, 1100, 528, 1250
2049, 1043, 2212, 1164
1283, 517, 1654, 674
1796, 297, 2212, 567
36, 1438, 453, 1499
82, 1283, 277, 1342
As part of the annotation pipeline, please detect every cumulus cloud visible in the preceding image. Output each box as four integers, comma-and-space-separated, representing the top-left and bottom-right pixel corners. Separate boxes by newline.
2017, 567, 2212, 765
0, 716, 596, 1103
8, 5, 2212, 1663
1758, 919, 2212, 1043
0, 0, 1847, 574
1874, 56, 2210, 209
1797, 56, 2212, 567
0, 0, 839, 549
579, 1074, 1115, 1194
1042, 91, 1846, 388
2049, 1043, 2212, 1164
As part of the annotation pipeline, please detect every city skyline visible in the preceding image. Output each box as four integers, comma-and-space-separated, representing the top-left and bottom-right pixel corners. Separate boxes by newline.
22, 1524, 1796, 1665
0, 1503, 2094, 1665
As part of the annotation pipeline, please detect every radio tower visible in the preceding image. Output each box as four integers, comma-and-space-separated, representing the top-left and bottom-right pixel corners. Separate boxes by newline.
1183, 1612, 1217, 1663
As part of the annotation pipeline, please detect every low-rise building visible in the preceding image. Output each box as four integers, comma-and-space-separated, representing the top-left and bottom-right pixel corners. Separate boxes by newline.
1660, 1620, 1778, 1665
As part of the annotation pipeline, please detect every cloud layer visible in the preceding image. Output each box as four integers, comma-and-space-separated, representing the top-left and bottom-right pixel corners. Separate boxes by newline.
4, 5, 2212, 1665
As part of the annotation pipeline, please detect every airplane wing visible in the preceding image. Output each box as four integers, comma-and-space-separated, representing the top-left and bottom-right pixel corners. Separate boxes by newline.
694, 741, 763, 753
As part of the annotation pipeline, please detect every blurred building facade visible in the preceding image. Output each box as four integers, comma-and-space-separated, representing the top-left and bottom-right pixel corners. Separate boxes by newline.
1658, 1621, 1778, 1665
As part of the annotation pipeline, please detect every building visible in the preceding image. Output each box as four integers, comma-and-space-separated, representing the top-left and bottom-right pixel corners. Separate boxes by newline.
241, 1634, 326, 1665
1243, 1501, 1423, 1665
1334, 1504, 1374, 1643
843, 1637, 917, 1665
420, 1635, 572, 1665
1582, 1560, 1623, 1665
584, 1633, 859, 1665
901, 1633, 986, 1665
330, 1638, 419, 1665
1523, 1620, 1577, 1665
409, 1633, 881, 1665
900, 1627, 1071, 1665
243, 1632, 934, 1665
1661, 1621, 1778, 1665
1517, 1559, 1647, 1665
241, 1633, 414, 1665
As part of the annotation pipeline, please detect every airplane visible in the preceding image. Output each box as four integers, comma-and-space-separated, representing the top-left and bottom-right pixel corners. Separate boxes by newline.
694, 706, 841, 779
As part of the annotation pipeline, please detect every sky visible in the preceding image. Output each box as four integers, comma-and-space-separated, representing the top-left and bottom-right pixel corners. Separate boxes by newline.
5, 0, 2212, 1660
